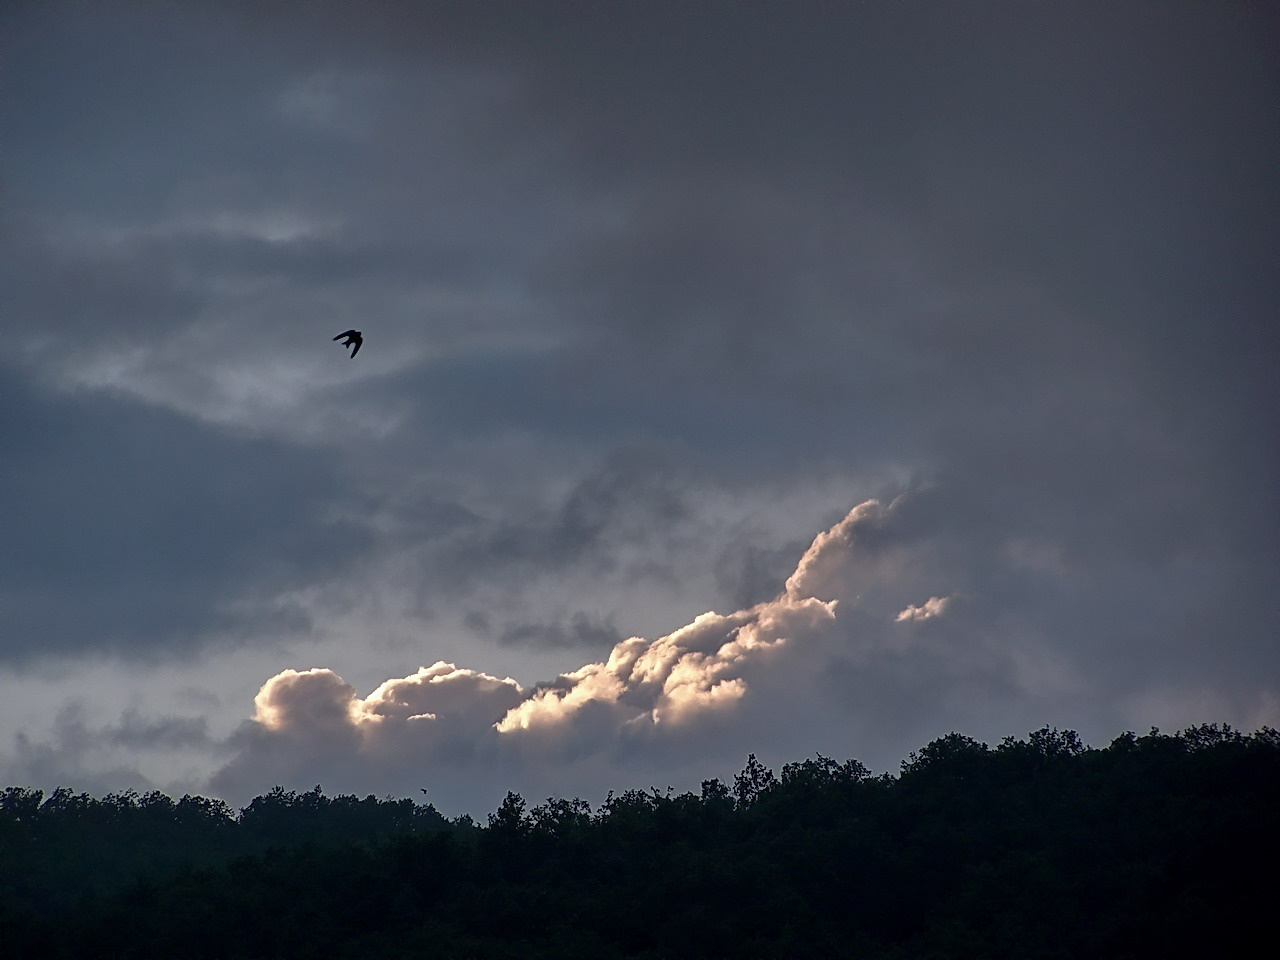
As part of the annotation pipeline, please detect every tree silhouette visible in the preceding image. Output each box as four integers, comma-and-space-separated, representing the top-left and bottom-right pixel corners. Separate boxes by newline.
2, 725, 1276, 958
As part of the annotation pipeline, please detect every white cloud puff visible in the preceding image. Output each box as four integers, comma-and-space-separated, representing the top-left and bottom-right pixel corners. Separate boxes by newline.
250, 661, 523, 738
253, 667, 360, 733
359, 662, 525, 728
496, 595, 836, 734
784, 499, 887, 602
895, 596, 951, 622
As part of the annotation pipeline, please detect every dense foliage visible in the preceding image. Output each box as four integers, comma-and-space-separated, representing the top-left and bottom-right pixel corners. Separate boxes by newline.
2, 724, 1275, 958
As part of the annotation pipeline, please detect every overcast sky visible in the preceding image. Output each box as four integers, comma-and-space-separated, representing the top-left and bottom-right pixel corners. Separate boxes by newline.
2, 0, 1276, 815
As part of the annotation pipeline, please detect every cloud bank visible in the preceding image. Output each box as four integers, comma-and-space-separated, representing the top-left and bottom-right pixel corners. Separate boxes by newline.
208, 486, 1279, 814
212, 501, 895, 808
3, 0, 1276, 816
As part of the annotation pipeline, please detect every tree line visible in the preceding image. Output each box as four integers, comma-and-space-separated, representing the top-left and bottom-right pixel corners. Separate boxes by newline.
2, 723, 1275, 958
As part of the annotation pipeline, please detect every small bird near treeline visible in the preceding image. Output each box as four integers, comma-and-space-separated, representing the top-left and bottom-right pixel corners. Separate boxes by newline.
333, 329, 363, 357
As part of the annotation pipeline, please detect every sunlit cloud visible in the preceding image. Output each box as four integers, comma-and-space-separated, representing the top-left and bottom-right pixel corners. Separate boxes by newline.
253, 668, 363, 737
496, 594, 835, 734
896, 596, 951, 622
210, 501, 910, 806
252, 662, 524, 736
358, 662, 525, 728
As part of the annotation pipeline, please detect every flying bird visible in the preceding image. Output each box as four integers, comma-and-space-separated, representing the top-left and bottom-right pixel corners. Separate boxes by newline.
333, 329, 363, 358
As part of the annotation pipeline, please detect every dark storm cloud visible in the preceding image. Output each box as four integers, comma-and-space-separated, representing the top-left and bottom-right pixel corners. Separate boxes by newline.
108, 708, 214, 751
715, 533, 812, 612
0, 218, 201, 341
4, 701, 218, 795
496, 612, 624, 652
291, 0, 1278, 516
0, 371, 370, 662
3, 0, 1277, 803
360, 446, 699, 616
461, 450, 688, 570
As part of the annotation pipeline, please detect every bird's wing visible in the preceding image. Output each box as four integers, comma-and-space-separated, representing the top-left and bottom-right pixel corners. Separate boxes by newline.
350, 338, 362, 358
334, 330, 358, 340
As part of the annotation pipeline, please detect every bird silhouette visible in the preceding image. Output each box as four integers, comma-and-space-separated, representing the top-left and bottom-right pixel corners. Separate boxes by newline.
333, 329, 363, 358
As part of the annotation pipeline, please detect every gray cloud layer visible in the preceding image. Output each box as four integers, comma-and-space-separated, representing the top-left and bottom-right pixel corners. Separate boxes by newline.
2, 0, 1275, 806
0, 372, 370, 661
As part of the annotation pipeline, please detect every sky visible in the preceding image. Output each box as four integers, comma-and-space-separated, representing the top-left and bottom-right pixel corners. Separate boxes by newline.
2, 0, 1277, 816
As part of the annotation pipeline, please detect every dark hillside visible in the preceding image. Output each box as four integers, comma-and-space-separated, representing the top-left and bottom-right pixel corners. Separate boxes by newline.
2, 724, 1275, 959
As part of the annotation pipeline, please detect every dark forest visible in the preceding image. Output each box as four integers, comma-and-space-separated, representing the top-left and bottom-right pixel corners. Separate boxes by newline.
2, 724, 1274, 959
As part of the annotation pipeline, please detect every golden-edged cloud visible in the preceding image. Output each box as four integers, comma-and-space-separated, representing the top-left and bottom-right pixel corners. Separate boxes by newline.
895, 596, 951, 622
213, 499, 932, 804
